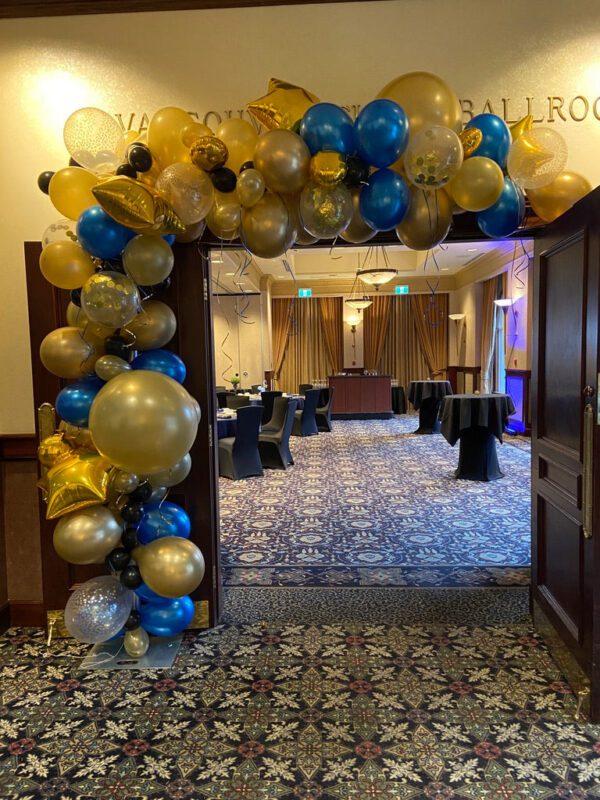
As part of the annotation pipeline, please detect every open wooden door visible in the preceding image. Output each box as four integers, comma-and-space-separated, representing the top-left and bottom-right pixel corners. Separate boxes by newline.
531, 187, 600, 720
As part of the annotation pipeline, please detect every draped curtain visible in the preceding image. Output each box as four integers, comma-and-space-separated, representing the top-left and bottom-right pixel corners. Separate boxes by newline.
480, 276, 501, 393
364, 295, 393, 370
410, 294, 449, 378
276, 298, 337, 392
271, 297, 294, 383
318, 296, 344, 374
379, 296, 430, 387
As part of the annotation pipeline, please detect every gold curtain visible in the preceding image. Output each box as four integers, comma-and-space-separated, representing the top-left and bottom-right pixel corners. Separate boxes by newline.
364, 295, 393, 370
480, 276, 498, 393
318, 296, 344, 373
410, 293, 449, 378
380, 296, 430, 387
271, 297, 294, 382
277, 298, 334, 392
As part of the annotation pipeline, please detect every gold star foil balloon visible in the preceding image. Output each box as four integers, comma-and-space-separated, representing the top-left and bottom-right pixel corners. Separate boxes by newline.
458, 127, 483, 158
45, 451, 112, 520
92, 176, 185, 235
248, 78, 320, 130
510, 114, 534, 141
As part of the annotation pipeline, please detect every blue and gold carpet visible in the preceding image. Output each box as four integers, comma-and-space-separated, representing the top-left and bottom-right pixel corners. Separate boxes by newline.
220, 416, 531, 588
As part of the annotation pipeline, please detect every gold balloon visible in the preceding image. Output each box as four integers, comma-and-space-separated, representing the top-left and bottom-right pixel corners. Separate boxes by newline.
507, 128, 568, 190
109, 468, 140, 495
181, 122, 213, 148
241, 193, 294, 259
377, 72, 462, 136
81, 271, 141, 329
206, 192, 241, 240
38, 433, 72, 468
59, 421, 97, 451
147, 106, 194, 169
340, 188, 376, 244
216, 118, 258, 175
247, 78, 320, 130
95, 355, 131, 381
254, 130, 311, 194
236, 168, 265, 208
40, 327, 100, 379
147, 453, 191, 488
133, 537, 205, 598
49, 167, 99, 220
124, 300, 177, 351
39, 241, 95, 290
66, 303, 116, 344
510, 114, 534, 141
175, 219, 206, 243
299, 182, 354, 239
459, 127, 483, 158
89, 370, 200, 474
190, 136, 228, 172
123, 235, 174, 285
155, 163, 215, 225
310, 152, 347, 186
124, 627, 150, 658
396, 187, 453, 250
45, 452, 111, 519
527, 171, 593, 223
404, 125, 463, 189
92, 177, 185, 235
448, 157, 505, 212
53, 504, 123, 564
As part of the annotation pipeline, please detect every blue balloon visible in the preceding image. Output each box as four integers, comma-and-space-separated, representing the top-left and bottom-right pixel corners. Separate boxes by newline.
477, 177, 525, 239
131, 349, 186, 383
137, 501, 191, 545
140, 595, 195, 637
359, 169, 410, 231
163, 235, 176, 245
300, 103, 354, 156
465, 114, 511, 168
135, 583, 171, 605
56, 376, 104, 426
354, 99, 409, 168
77, 205, 132, 259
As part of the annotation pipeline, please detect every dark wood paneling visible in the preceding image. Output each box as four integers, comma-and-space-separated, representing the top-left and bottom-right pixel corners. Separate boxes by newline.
10, 602, 46, 628
0, 435, 37, 461
329, 375, 391, 414
447, 366, 480, 394
0, 602, 9, 634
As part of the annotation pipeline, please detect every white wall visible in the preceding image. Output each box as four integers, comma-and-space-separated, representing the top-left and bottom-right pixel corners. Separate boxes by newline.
2, 0, 600, 430
449, 282, 483, 367
505, 259, 532, 371
212, 294, 266, 388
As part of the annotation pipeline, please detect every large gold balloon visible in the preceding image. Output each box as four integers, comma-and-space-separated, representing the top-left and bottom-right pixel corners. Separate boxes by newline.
241, 193, 294, 258
133, 537, 205, 598
206, 193, 241, 240
236, 168, 265, 208
49, 167, 99, 220
527, 171, 593, 223
190, 136, 228, 172
63, 107, 123, 174
95, 355, 131, 381
404, 125, 463, 189
147, 452, 191, 488
507, 128, 568, 190
123, 235, 174, 285
38, 433, 73, 468
39, 241, 96, 290
40, 327, 100, 379
299, 182, 353, 239
254, 130, 311, 194
147, 106, 194, 169
310, 152, 347, 186
216, 118, 258, 175
396, 187, 453, 250
181, 122, 213, 148
248, 78, 320, 130
124, 300, 177, 350
448, 157, 504, 212
89, 370, 199, 474
124, 627, 150, 658
377, 71, 462, 136
45, 452, 111, 519
59, 421, 97, 451
510, 114, 533, 141
155, 163, 215, 225
81, 271, 141, 329
340, 188, 376, 244
92, 177, 185, 235
53, 504, 123, 564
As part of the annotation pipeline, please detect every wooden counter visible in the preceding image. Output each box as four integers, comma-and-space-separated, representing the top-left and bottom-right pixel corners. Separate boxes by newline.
329, 375, 393, 419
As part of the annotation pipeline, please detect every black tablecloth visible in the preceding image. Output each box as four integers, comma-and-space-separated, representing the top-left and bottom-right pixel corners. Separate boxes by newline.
408, 380, 453, 409
392, 386, 406, 414
440, 394, 516, 447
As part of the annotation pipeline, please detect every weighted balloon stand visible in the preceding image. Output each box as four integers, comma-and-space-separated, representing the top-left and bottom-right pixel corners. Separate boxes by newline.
80, 634, 182, 670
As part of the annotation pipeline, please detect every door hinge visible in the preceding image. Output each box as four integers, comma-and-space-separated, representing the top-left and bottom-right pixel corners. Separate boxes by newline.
213, 564, 217, 589
203, 276, 209, 302
208, 422, 213, 448
583, 403, 593, 539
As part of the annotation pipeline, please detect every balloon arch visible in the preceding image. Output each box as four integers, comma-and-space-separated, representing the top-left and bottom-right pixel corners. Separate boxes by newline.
35, 72, 592, 655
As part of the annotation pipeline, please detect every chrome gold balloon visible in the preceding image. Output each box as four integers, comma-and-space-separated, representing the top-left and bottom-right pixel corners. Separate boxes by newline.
309, 152, 347, 186
396, 187, 453, 250
133, 536, 205, 598
190, 136, 228, 172
53, 504, 123, 564
124, 627, 150, 658
459, 127, 483, 158
38, 433, 73, 468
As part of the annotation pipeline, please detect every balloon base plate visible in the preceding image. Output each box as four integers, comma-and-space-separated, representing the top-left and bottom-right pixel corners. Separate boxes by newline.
80, 635, 182, 670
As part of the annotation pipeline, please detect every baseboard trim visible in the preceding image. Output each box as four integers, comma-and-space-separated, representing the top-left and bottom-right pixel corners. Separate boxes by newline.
0, 434, 37, 460
0, 601, 9, 633
332, 412, 394, 420
10, 602, 46, 627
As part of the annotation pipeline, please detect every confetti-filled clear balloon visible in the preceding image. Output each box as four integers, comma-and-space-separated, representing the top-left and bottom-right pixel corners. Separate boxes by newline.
42, 218, 79, 249
63, 108, 124, 174
507, 127, 568, 189
299, 182, 353, 239
404, 125, 463, 189
81, 271, 141, 329
155, 163, 215, 225
64, 575, 133, 643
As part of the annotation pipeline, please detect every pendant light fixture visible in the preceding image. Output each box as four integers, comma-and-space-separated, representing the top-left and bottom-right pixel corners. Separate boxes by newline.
345, 253, 373, 311
356, 246, 397, 289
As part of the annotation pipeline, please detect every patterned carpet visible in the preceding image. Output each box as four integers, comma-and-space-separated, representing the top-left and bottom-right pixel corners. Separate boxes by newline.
220, 416, 531, 588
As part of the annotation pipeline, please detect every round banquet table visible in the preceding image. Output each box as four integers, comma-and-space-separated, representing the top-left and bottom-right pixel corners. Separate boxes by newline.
439, 393, 516, 481
408, 380, 453, 434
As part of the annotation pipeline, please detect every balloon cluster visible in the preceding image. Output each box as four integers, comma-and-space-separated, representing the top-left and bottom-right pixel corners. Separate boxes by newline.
36, 108, 209, 657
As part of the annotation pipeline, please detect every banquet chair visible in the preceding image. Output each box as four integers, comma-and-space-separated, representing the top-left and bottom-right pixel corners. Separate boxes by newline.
315, 386, 335, 432
298, 383, 313, 395
217, 390, 233, 408
260, 390, 283, 426
218, 405, 263, 480
226, 395, 253, 410
259, 397, 297, 469
292, 388, 320, 436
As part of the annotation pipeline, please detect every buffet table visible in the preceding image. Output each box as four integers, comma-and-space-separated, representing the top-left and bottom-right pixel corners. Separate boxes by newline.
329, 374, 392, 419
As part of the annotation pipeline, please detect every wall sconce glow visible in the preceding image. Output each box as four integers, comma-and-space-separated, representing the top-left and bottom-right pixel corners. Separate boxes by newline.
448, 313, 466, 321
345, 313, 362, 327
298, 288, 312, 298
494, 298, 515, 308
25, 68, 93, 132
395, 285, 409, 295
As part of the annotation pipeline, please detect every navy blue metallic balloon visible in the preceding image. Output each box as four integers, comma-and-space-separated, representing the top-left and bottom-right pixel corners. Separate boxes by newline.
163, 235, 176, 245
140, 595, 195, 636
76, 205, 132, 260
300, 103, 355, 156
56, 376, 104, 426
465, 114, 511, 168
137, 501, 191, 545
135, 582, 171, 605
354, 99, 409, 168
477, 177, 525, 239
359, 169, 410, 231
131, 349, 187, 383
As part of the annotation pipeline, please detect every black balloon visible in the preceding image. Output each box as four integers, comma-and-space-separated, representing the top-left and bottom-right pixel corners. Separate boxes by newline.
127, 144, 153, 173
68, 157, 81, 167
210, 167, 237, 193
129, 480, 153, 503
105, 336, 131, 361
122, 527, 139, 551
291, 120, 302, 135
121, 564, 143, 589
116, 163, 138, 179
344, 156, 370, 187
124, 610, 142, 630
121, 502, 144, 524
106, 547, 130, 572
138, 276, 172, 294
70, 288, 82, 307
240, 161, 254, 173
37, 171, 54, 194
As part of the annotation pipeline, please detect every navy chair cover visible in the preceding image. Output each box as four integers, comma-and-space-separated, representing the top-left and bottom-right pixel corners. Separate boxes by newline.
260, 390, 283, 426
292, 388, 320, 437
315, 386, 335, 432
218, 405, 263, 480
259, 397, 297, 469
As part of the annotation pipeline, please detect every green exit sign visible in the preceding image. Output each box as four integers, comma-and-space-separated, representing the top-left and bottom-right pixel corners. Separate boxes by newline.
395, 285, 409, 295
298, 288, 312, 298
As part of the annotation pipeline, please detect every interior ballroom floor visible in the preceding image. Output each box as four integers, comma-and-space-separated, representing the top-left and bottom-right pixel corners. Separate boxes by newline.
220, 415, 531, 588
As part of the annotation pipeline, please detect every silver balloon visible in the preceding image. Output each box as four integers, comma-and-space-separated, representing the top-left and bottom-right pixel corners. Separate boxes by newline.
64, 575, 133, 644
124, 627, 150, 657
147, 453, 192, 488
